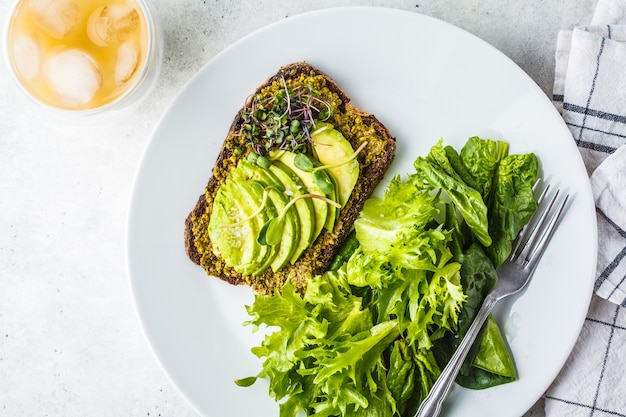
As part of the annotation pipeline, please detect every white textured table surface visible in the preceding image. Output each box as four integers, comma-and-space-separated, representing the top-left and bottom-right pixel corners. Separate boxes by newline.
0, 1, 596, 416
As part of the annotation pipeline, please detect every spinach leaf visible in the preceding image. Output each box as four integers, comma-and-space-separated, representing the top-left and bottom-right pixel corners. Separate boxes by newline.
433, 243, 517, 389
469, 314, 517, 379
458, 245, 517, 387
457, 244, 497, 333
455, 314, 517, 389
387, 339, 442, 417
329, 229, 359, 271
456, 137, 539, 266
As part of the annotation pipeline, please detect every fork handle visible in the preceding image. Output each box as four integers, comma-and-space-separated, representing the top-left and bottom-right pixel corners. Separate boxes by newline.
414, 293, 498, 417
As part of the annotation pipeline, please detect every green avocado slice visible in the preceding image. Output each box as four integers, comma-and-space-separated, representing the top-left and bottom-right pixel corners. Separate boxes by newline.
266, 186, 300, 271
236, 159, 300, 272
207, 185, 253, 268
269, 160, 315, 263
228, 161, 279, 275
272, 150, 329, 243
311, 123, 360, 207
208, 176, 273, 276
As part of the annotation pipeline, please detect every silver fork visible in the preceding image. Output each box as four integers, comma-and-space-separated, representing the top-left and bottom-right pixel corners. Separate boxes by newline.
415, 184, 570, 417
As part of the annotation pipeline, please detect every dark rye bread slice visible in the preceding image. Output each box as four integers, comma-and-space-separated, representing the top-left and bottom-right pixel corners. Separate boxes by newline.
184, 62, 396, 295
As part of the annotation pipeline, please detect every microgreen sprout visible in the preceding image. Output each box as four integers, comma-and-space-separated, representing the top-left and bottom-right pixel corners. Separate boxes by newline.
310, 124, 331, 136
247, 152, 273, 170
258, 194, 341, 245
238, 78, 335, 155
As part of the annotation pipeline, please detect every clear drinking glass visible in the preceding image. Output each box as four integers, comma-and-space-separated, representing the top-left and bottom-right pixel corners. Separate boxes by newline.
4, 0, 162, 116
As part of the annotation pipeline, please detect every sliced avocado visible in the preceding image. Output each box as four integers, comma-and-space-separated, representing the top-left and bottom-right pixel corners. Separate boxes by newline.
208, 177, 272, 276
233, 180, 278, 275
272, 150, 328, 244
207, 185, 251, 268
266, 187, 300, 271
269, 160, 315, 263
236, 159, 300, 272
311, 122, 360, 207
237, 159, 285, 192
229, 161, 279, 275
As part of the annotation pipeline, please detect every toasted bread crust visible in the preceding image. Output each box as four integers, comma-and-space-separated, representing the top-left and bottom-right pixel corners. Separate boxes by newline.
184, 62, 396, 294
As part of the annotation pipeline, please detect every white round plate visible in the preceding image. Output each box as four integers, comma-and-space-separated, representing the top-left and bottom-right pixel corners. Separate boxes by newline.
127, 7, 597, 417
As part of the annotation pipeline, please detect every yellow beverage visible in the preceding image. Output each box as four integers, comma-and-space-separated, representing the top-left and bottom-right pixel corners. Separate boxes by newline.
6, 0, 153, 111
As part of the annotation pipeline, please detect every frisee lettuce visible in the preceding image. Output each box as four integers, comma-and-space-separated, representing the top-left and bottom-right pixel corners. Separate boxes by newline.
239, 136, 539, 416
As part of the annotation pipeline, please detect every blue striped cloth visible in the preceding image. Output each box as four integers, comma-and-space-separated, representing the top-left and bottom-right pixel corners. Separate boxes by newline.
554, 5, 626, 306
546, 0, 626, 415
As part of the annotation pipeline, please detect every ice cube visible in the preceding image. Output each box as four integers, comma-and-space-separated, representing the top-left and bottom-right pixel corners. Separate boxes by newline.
45, 49, 103, 108
12, 36, 41, 80
115, 41, 139, 85
87, 5, 139, 47
29, 0, 79, 39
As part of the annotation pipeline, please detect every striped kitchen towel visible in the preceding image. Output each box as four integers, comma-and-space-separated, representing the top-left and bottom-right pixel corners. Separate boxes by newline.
545, 0, 626, 415
544, 296, 626, 416
553, 0, 626, 306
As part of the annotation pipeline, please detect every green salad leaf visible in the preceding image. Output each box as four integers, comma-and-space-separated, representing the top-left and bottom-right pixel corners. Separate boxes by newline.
240, 136, 539, 416
432, 243, 517, 389
459, 136, 508, 201
414, 141, 492, 248
486, 153, 539, 266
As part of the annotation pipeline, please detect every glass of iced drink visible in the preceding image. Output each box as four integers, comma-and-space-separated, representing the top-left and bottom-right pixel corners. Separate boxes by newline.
4, 0, 161, 115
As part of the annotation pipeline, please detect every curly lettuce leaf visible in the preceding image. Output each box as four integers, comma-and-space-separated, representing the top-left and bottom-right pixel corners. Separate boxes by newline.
352, 177, 466, 346
354, 174, 439, 260
245, 268, 402, 417
244, 280, 327, 402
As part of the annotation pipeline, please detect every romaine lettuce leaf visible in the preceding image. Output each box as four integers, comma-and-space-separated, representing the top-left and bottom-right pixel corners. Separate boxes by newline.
418, 137, 539, 266
413, 143, 492, 247
486, 153, 539, 266
459, 136, 508, 201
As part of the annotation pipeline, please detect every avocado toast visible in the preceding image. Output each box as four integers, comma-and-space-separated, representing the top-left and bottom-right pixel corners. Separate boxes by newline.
184, 62, 396, 295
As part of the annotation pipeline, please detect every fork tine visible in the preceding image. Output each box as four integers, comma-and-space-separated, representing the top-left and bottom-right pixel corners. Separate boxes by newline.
519, 189, 569, 269
535, 182, 550, 205
518, 188, 560, 255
